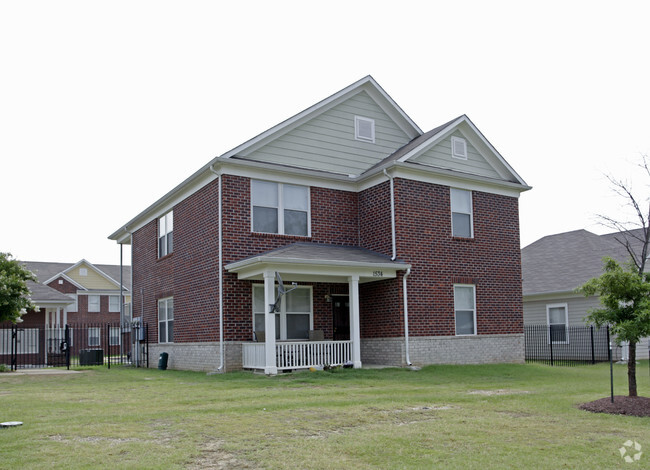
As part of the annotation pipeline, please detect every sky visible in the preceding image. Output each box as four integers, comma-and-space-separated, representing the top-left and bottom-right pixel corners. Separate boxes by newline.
2, 1, 649, 266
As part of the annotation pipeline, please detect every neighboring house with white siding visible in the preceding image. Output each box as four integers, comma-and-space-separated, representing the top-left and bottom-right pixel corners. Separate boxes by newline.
522, 229, 649, 359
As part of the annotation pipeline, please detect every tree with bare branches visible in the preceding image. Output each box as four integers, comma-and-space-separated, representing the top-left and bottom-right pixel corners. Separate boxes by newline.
580, 155, 650, 397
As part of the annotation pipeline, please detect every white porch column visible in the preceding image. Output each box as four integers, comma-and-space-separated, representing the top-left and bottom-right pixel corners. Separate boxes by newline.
56, 307, 61, 327
348, 275, 362, 369
263, 271, 278, 375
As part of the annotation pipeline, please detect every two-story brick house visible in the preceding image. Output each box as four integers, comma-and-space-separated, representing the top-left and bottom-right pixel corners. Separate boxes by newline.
109, 76, 530, 373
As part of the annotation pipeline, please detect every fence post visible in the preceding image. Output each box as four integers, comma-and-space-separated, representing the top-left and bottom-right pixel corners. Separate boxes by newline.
11, 324, 17, 371
106, 323, 110, 369
590, 325, 595, 364
548, 325, 554, 366
146, 323, 149, 369
65, 325, 70, 370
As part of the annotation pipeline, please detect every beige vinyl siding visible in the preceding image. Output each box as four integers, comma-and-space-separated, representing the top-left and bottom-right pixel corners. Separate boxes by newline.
67, 264, 118, 290
241, 91, 412, 175
412, 131, 501, 179
523, 295, 601, 325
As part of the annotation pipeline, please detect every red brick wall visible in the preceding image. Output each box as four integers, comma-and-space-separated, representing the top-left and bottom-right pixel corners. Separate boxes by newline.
130, 174, 523, 345
389, 178, 523, 337
47, 277, 78, 294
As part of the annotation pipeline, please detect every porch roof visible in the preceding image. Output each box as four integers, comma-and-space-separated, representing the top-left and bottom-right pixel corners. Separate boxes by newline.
28, 281, 74, 308
225, 243, 410, 283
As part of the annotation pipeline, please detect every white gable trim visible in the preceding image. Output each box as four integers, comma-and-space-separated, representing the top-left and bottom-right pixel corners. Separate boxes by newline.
49, 259, 122, 290
220, 76, 421, 159
44, 273, 86, 291
396, 115, 528, 187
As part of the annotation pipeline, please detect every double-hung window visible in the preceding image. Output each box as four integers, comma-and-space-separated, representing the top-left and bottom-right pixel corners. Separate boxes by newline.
158, 211, 174, 258
109, 326, 121, 346
252, 285, 312, 340
67, 294, 77, 312
547, 303, 568, 343
88, 295, 100, 313
158, 297, 174, 343
251, 180, 309, 236
451, 188, 473, 238
109, 295, 120, 312
454, 284, 476, 335
88, 327, 101, 347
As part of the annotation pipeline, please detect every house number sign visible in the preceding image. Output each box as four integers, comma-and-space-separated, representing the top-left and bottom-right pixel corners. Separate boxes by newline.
372, 271, 384, 277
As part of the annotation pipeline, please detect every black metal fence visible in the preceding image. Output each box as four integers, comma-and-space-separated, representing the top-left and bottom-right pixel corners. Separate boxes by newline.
0, 322, 148, 370
525, 324, 610, 366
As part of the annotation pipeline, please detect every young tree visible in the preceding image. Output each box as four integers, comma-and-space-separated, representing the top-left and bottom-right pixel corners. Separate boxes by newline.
0, 252, 37, 324
580, 258, 650, 396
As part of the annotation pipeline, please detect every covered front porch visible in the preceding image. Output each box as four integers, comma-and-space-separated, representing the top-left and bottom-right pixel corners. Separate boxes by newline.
225, 243, 410, 375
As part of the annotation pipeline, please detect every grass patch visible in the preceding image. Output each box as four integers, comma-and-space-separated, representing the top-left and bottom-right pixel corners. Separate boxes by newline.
0, 362, 648, 468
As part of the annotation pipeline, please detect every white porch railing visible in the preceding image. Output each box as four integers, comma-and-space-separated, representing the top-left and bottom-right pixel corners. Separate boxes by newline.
242, 340, 351, 371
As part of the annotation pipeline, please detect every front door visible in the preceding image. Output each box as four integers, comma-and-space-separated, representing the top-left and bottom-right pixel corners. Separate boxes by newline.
332, 296, 350, 341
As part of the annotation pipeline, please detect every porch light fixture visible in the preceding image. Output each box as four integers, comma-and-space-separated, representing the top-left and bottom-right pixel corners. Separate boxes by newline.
324, 294, 332, 303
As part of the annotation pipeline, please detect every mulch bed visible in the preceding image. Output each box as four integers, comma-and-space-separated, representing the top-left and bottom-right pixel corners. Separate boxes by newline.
579, 396, 650, 417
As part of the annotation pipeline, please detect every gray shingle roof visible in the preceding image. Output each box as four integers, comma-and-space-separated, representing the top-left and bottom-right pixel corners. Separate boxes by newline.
21, 261, 132, 291
521, 229, 642, 295
27, 280, 75, 304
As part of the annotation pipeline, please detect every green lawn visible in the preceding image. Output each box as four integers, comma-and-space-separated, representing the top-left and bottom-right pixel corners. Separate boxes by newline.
1, 362, 648, 469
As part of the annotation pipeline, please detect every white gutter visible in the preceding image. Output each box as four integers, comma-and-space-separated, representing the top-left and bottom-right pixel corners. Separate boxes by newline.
403, 267, 412, 366
210, 164, 225, 373
383, 169, 397, 261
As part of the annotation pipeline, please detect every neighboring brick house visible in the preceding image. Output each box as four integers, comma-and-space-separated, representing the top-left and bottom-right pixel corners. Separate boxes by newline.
17, 259, 132, 328
109, 76, 530, 373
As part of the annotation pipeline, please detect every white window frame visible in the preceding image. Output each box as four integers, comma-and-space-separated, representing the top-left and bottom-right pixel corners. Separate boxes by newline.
252, 285, 313, 340
88, 327, 101, 347
67, 294, 77, 312
158, 297, 174, 343
109, 295, 120, 312
454, 284, 477, 336
88, 295, 101, 313
158, 211, 174, 258
450, 188, 474, 238
109, 326, 121, 346
354, 116, 375, 143
0, 328, 39, 354
251, 180, 311, 237
451, 136, 468, 160
546, 303, 569, 344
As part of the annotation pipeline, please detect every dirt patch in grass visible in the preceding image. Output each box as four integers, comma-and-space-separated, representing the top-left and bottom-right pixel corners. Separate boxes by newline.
579, 396, 650, 417
467, 389, 530, 396
187, 440, 258, 469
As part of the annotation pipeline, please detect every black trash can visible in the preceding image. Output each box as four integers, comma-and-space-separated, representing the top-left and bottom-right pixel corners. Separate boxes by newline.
158, 352, 169, 370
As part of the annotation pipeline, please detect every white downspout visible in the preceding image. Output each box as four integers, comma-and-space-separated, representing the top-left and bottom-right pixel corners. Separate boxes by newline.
383, 169, 397, 261
403, 267, 412, 366
210, 164, 224, 372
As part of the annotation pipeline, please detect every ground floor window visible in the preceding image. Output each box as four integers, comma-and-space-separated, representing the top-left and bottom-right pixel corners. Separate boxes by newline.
547, 303, 568, 343
88, 327, 101, 347
454, 284, 476, 335
252, 285, 312, 340
158, 297, 174, 343
109, 327, 121, 346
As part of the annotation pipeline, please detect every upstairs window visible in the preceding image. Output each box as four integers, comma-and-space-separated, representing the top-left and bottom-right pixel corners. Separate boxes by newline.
251, 180, 309, 236
451, 136, 467, 159
88, 295, 100, 312
450, 188, 473, 238
158, 211, 173, 258
354, 116, 375, 143
67, 294, 77, 312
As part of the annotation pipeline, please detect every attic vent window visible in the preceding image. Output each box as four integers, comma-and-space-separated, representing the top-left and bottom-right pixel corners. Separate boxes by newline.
451, 136, 467, 160
79, 268, 88, 276
354, 116, 375, 143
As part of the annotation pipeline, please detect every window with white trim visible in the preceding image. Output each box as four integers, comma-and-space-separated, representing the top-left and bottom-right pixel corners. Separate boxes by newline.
158, 211, 174, 258
109, 326, 121, 346
0, 328, 39, 354
451, 188, 473, 238
547, 303, 569, 343
451, 136, 467, 159
109, 295, 120, 312
88, 327, 101, 347
251, 180, 310, 236
67, 294, 77, 312
454, 284, 476, 335
158, 297, 174, 343
354, 116, 375, 143
252, 285, 312, 340
88, 295, 100, 313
